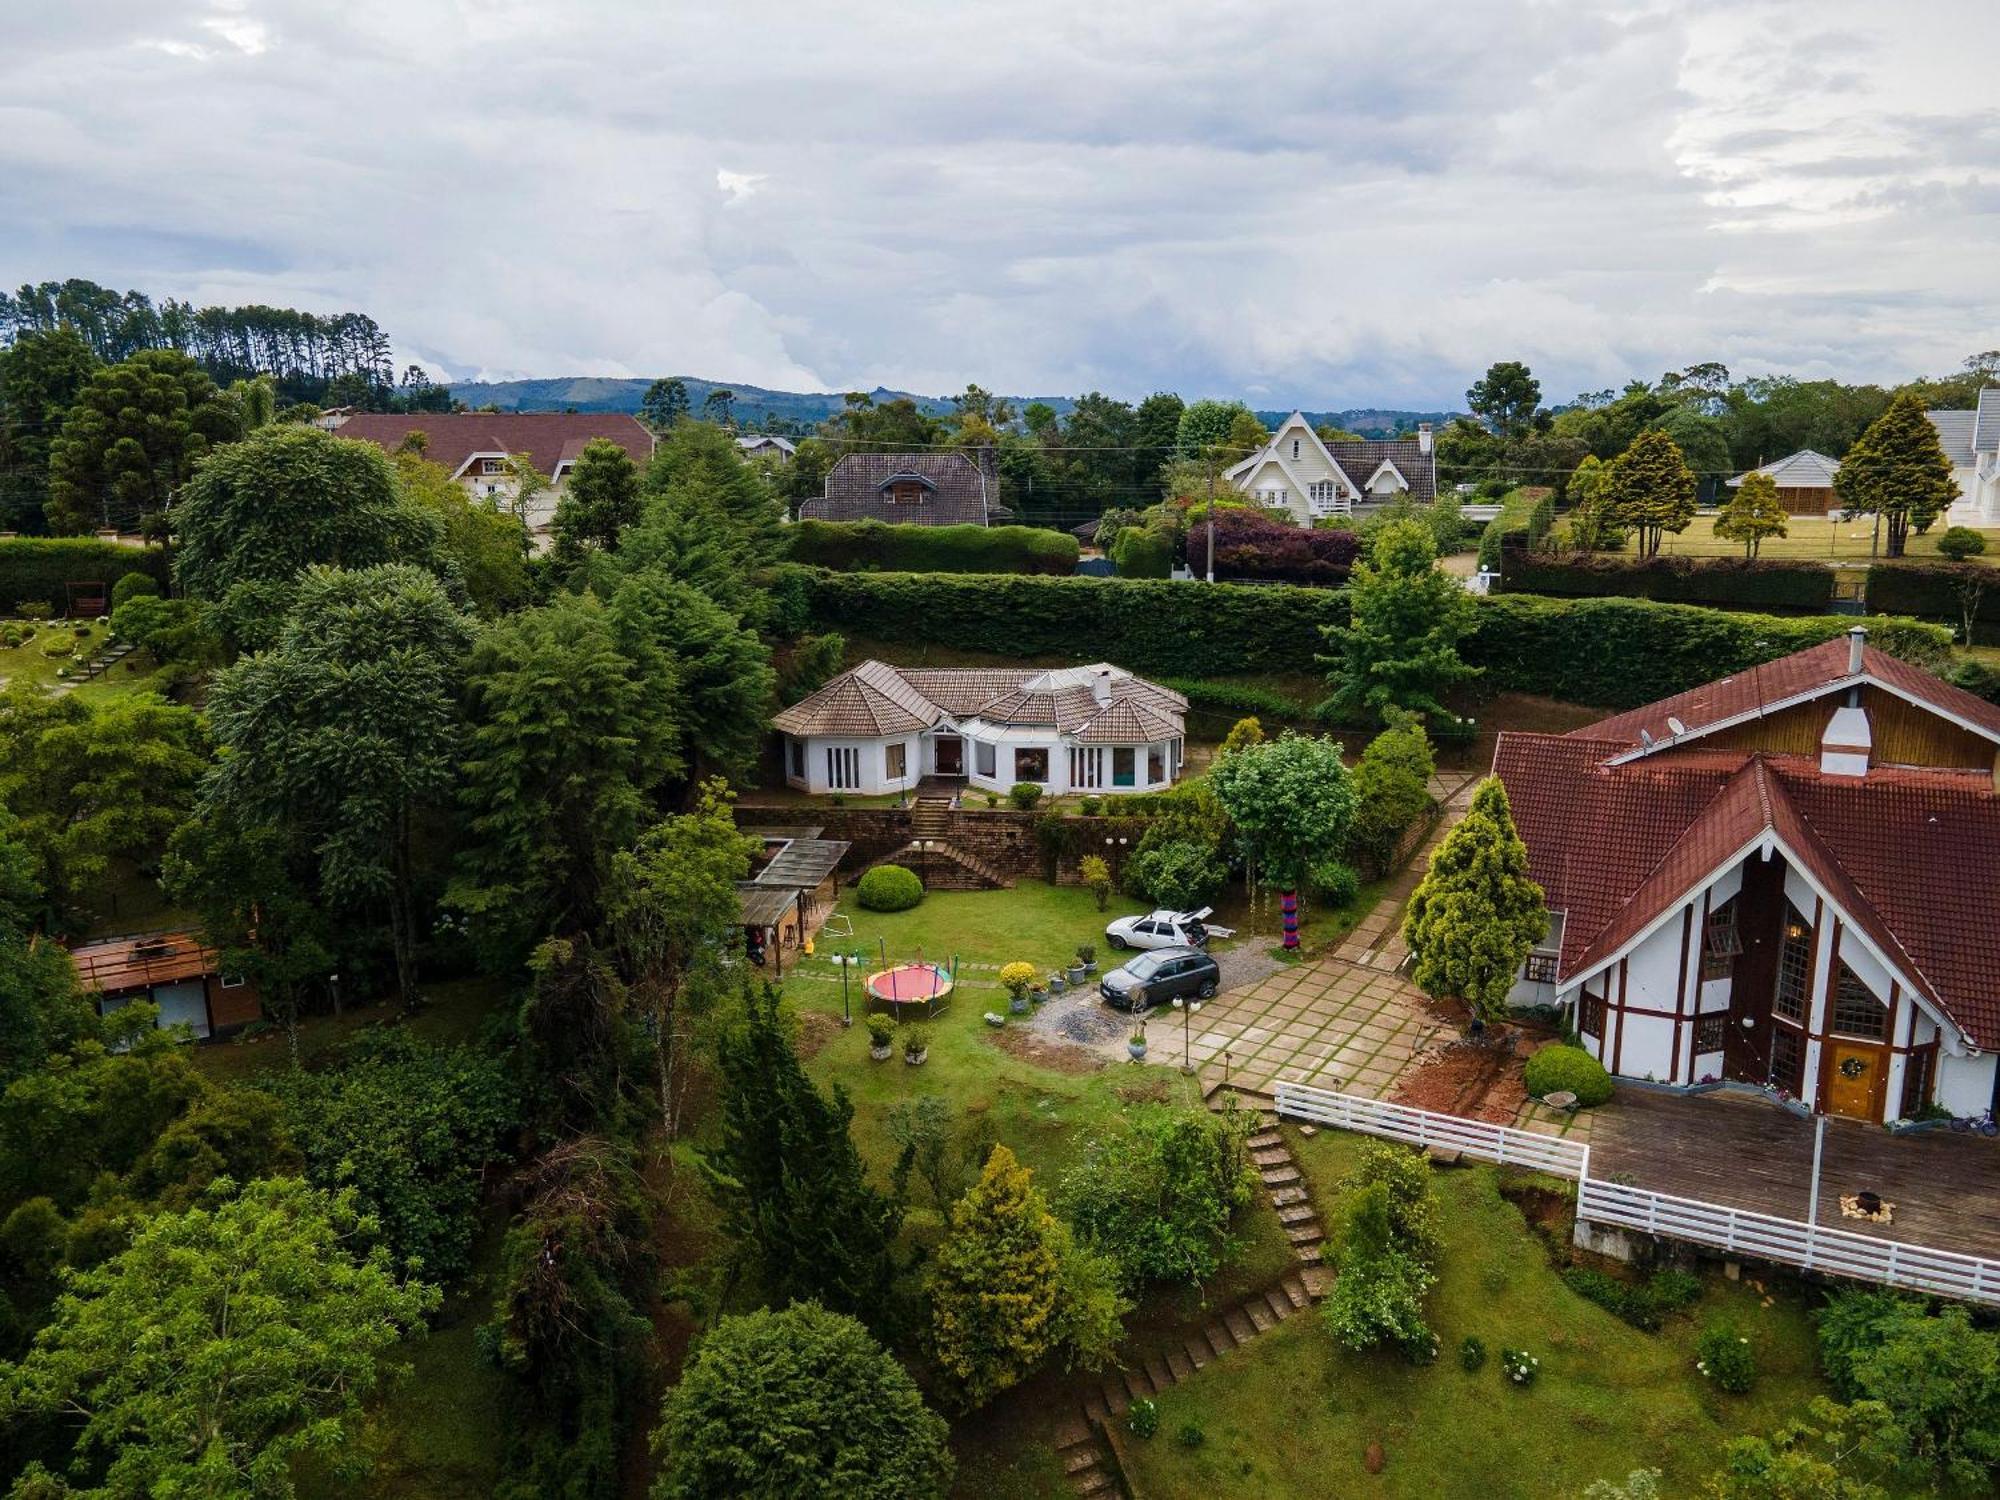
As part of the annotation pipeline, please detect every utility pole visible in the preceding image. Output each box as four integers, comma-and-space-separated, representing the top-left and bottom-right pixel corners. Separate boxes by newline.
1205, 454, 1217, 584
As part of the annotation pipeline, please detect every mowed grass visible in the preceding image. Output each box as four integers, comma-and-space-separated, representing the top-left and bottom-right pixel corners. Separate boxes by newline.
1121, 1128, 1838, 1500
0, 617, 173, 698
1623, 512, 2000, 563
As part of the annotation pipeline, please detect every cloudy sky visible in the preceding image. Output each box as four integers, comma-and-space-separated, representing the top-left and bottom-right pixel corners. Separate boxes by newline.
3, 0, 1996, 407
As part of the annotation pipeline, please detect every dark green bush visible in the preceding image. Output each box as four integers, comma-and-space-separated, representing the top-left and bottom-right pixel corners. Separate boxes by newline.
111, 571, 162, 609
1112, 526, 1173, 579
1695, 1321, 1756, 1394
856, 864, 924, 912
1950, 659, 2000, 703
1936, 526, 1989, 561
1522, 1044, 1612, 1107
0, 539, 169, 615
1007, 782, 1043, 810
1157, 677, 1312, 724
1124, 838, 1229, 912
1460, 1334, 1487, 1371
1816, 1289, 2000, 1487
1127, 1397, 1159, 1438
785, 519, 1077, 576
1867, 562, 2000, 642
1500, 553, 1834, 612
1561, 1265, 1701, 1332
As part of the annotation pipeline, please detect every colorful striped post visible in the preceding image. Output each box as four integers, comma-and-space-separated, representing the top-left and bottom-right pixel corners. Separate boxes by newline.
1281, 888, 1299, 950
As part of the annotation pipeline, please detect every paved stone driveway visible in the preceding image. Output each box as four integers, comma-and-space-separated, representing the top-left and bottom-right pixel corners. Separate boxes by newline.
1186, 959, 1443, 1098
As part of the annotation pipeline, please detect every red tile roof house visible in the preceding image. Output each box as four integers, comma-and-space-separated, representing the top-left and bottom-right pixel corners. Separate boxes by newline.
66, 930, 262, 1043
798, 449, 996, 527
1493, 627, 2000, 1126
326, 412, 656, 545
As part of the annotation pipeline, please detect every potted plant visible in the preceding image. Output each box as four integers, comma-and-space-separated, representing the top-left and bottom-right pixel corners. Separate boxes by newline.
866, 1013, 895, 1061
1030, 979, 1048, 1005
1046, 970, 1067, 995
1127, 1014, 1149, 1062
999, 961, 1037, 1016
1072, 943, 1096, 982
902, 1025, 930, 1066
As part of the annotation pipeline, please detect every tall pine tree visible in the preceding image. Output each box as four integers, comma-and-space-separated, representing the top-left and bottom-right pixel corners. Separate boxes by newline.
1833, 392, 1958, 558
1605, 428, 1697, 557
1318, 520, 1479, 729
929, 1145, 1064, 1410
1402, 778, 1548, 1020
1713, 471, 1789, 558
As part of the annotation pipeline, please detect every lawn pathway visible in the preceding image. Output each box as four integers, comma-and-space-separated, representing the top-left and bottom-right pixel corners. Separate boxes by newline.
1053, 1101, 1334, 1498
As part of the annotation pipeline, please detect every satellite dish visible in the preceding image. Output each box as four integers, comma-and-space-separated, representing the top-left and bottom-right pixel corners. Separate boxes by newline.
1639, 729, 1656, 749
1666, 716, 1688, 736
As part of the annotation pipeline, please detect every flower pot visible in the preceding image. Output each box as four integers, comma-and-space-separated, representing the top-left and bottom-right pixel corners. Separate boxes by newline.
1010, 995, 1030, 1015
1030, 986, 1048, 1005
1067, 965, 1087, 984
1127, 1039, 1148, 1061
1047, 975, 1066, 995
904, 1048, 928, 1067
869, 1042, 893, 1062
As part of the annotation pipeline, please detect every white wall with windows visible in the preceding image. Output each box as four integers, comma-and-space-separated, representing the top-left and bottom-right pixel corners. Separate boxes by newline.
783, 728, 1184, 798
781, 733, 922, 796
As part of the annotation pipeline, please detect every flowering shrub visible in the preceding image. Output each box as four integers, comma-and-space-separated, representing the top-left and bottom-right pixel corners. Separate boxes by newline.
1695, 1322, 1755, 1394
998, 962, 1039, 1004
1500, 1347, 1539, 1386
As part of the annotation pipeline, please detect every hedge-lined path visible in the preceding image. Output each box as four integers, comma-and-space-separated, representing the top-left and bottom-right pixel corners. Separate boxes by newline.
1056, 1106, 1333, 1497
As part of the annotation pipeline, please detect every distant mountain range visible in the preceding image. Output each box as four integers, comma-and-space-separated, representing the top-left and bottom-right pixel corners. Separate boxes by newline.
447, 375, 1457, 440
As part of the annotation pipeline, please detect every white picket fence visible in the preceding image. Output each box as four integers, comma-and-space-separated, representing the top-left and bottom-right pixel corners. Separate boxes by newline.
1271, 1081, 2000, 1308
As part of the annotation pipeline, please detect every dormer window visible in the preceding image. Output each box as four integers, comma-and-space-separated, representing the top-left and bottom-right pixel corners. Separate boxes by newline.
479, 458, 506, 475
888, 482, 927, 505
876, 471, 937, 506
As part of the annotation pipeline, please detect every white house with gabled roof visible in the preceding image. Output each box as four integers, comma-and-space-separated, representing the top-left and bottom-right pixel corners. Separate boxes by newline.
1224, 411, 1437, 525
1926, 388, 2000, 525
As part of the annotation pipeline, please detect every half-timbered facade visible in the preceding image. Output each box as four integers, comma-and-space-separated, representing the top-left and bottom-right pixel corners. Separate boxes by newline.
1496, 628, 2000, 1125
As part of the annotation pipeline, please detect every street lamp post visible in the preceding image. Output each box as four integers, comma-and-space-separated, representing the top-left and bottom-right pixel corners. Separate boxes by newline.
1172, 994, 1203, 1075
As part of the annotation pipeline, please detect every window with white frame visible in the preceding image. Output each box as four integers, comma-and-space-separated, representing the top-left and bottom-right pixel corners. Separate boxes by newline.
1291, 438, 1301, 460
1256, 487, 1288, 508
1307, 481, 1344, 514
1068, 746, 1101, 789
788, 739, 805, 778
1774, 911, 1813, 1023
1014, 746, 1048, 783
825, 746, 860, 790
1147, 744, 1165, 784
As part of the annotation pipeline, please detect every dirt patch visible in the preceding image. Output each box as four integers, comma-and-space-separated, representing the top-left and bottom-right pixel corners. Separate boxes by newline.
793, 1009, 844, 1060
989, 1025, 1103, 1075
1117, 1075, 1172, 1105
1498, 1179, 1577, 1260
1392, 1031, 1530, 1123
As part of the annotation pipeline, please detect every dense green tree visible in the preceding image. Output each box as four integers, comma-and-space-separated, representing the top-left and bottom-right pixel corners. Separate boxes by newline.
1705, 1398, 1902, 1500
0, 1177, 437, 1500
450, 592, 683, 965
702, 983, 902, 1329
0, 328, 98, 532
1177, 399, 1256, 460
1319, 520, 1480, 730
1605, 427, 1698, 557
640, 376, 689, 430
204, 565, 469, 1008
1346, 715, 1436, 872
0, 686, 206, 930
1653, 405, 1733, 483
1210, 734, 1357, 947
1321, 1145, 1440, 1355
0, 933, 91, 1096
1833, 393, 1959, 558
172, 424, 443, 601
825, 392, 942, 450
1466, 360, 1542, 438
515, 936, 639, 1139
1714, 471, 1790, 558
1565, 453, 1624, 550
45, 351, 241, 535
551, 439, 643, 562
607, 780, 755, 1133
650, 1302, 953, 1500
609, 574, 775, 786
638, 421, 788, 569
1402, 777, 1548, 1020
484, 1137, 655, 1500
929, 1145, 1066, 1409
393, 450, 531, 614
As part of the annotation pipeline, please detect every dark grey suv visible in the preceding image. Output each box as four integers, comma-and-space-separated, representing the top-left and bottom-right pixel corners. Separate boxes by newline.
1099, 944, 1221, 1012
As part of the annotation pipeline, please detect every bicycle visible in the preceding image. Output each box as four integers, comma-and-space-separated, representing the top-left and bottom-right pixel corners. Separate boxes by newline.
1949, 1110, 1998, 1137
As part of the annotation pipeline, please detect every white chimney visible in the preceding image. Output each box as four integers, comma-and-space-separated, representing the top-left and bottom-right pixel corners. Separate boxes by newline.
1092, 668, 1112, 707
1417, 422, 1433, 455
1847, 624, 1866, 676
1821, 704, 1872, 778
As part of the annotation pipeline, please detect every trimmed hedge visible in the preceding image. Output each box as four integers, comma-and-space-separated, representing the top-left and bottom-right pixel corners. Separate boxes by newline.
0, 538, 170, 615
1207, 509, 1359, 585
856, 864, 924, 912
1156, 677, 1315, 724
1523, 1044, 1613, 1107
1866, 562, 2000, 642
1466, 595, 1950, 710
1501, 552, 1835, 612
785, 519, 1077, 576
796, 570, 1953, 711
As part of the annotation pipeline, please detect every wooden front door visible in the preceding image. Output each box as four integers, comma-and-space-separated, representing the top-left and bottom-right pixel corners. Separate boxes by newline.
1724, 856, 1786, 1082
933, 736, 963, 776
1825, 1041, 1886, 1121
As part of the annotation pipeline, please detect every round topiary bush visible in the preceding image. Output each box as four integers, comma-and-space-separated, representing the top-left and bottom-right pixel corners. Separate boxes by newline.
1007, 782, 1043, 810
111, 571, 162, 609
1936, 526, 1989, 562
1524, 1043, 1614, 1107
856, 863, 924, 912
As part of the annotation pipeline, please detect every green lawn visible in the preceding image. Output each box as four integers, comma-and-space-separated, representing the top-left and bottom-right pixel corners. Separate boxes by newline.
1119, 1127, 1845, 1498
1602, 512, 2000, 564
0, 617, 177, 702
811, 878, 1148, 980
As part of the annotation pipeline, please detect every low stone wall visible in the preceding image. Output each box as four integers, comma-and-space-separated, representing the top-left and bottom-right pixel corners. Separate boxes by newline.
740, 805, 1047, 882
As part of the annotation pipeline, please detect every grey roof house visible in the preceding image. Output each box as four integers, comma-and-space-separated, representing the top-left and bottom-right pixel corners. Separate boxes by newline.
1925, 388, 2000, 525
798, 449, 995, 526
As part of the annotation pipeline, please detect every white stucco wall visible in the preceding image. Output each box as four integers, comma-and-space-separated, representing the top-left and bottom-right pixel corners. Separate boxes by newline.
785, 734, 921, 795
1937, 1049, 1998, 1116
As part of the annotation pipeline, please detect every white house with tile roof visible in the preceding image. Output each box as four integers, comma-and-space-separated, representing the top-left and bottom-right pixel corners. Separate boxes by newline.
771, 660, 1187, 797
1223, 411, 1437, 525
1926, 388, 2000, 525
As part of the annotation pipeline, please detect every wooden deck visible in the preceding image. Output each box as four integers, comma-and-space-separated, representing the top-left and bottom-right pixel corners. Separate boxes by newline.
1589, 1089, 2000, 1263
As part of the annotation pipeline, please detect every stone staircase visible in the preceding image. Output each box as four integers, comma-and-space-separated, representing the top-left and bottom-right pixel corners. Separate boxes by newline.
910, 796, 953, 840
56, 638, 135, 694
876, 799, 1013, 890
1054, 1103, 1334, 1497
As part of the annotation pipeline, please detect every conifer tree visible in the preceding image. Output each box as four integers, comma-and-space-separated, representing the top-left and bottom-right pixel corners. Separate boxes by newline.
1833, 392, 1958, 558
1318, 520, 1479, 729
1713, 471, 1789, 558
1605, 428, 1697, 557
552, 438, 643, 560
702, 982, 902, 1332
1402, 778, 1548, 1020
929, 1144, 1064, 1409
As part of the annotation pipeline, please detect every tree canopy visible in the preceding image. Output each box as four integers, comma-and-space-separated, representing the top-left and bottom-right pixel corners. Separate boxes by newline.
1605, 428, 1697, 557
1833, 393, 1959, 558
1319, 520, 1479, 729
47, 351, 242, 535
1402, 777, 1548, 1019
1713, 471, 1789, 558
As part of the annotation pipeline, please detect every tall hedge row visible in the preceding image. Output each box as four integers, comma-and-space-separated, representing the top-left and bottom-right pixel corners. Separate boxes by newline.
1865, 562, 2000, 642
784, 519, 1078, 576
0, 538, 171, 615
1466, 595, 1951, 708
796, 569, 1954, 711
1500, 551, 1835, 612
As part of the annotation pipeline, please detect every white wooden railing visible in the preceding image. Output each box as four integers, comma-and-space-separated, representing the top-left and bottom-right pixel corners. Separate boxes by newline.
1271, 1081, 2000, 1308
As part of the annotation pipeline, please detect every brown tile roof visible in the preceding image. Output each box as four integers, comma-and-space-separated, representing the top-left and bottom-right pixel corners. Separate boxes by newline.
67, 930, 221, 993
799, 450, 992, 526
1575, 636, 2000, 753
1495, 718, 2000, 1048
771, 661, 1185, 743
332, 412, 655, 480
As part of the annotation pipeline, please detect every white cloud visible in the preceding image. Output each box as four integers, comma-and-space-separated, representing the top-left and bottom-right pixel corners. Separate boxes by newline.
4, 0, 1999, 404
